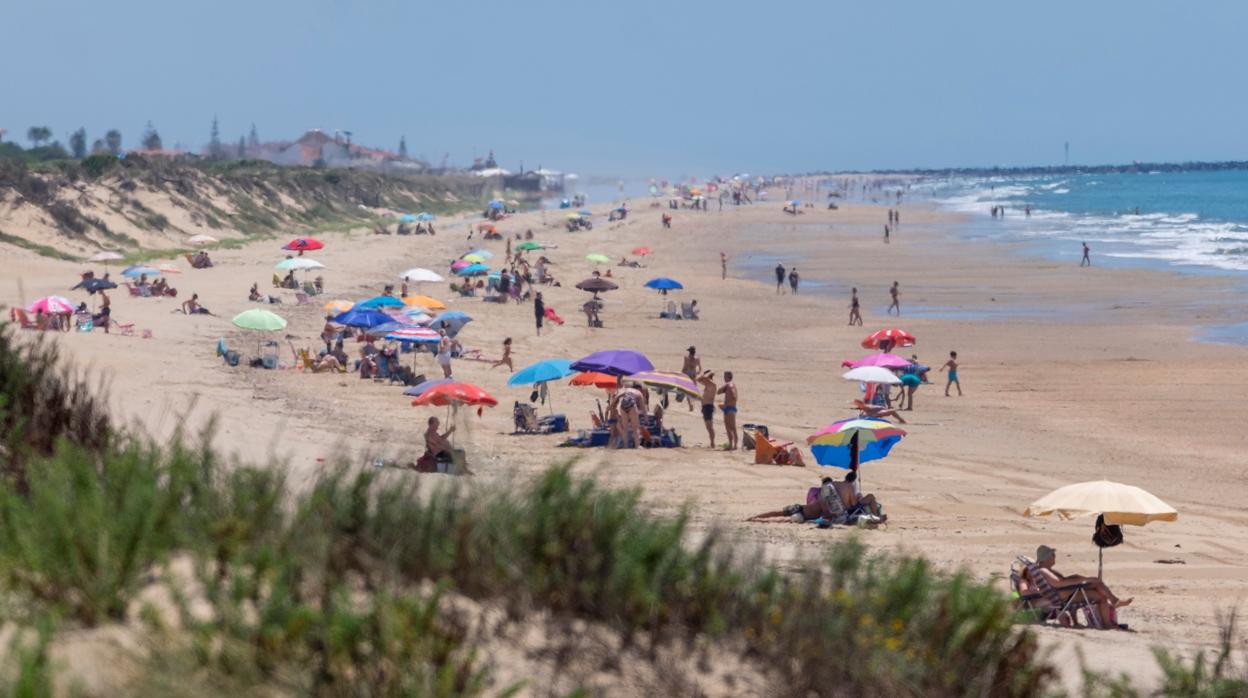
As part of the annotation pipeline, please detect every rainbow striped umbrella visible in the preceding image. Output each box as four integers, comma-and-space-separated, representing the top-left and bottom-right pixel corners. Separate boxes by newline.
626, 371, 699, 398
806, 418, 906, 469
28, 296, 76, 314
385, 327, 440, 344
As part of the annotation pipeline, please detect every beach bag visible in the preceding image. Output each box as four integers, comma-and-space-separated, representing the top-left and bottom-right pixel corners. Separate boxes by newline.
1092, 514, 1124, 548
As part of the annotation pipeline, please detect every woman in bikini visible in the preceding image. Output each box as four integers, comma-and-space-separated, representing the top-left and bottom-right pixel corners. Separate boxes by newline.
491, 337, 513, 371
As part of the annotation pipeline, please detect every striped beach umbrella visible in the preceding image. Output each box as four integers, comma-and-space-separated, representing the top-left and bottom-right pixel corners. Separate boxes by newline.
806, 418, 906, 469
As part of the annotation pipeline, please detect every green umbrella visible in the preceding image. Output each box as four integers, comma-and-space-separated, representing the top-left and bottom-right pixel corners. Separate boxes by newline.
233, 309, 288, 332
516, 241, 543, 251
586, 253, 611, 264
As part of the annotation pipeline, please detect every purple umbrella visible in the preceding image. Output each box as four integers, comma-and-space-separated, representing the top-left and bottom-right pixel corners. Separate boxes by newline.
570, 349, 654, 377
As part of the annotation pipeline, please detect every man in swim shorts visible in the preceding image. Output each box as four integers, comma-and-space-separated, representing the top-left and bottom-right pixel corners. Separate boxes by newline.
697, 371, 717, 448
719, 370, 739, 450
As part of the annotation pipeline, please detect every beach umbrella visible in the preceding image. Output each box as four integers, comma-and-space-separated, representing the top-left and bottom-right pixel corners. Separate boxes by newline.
28, 296, 76, 315
1024, 480, 1178, 579
415, 212, 436, 222
411, 382, 498, 408
187, 234, 218, 245
157, 264, 181, 274
806, 418, 906, 469
586, 253, 611, 264
449, 260, 472, 271
465, 249, 494, 260
323, 300, 354, 314
429, 310, 472, 336
276, 258, 325, 271
569, 372, 620, 390
400, 309, 433, 324
233, 309, 287, 332
87, 251, 125, 264
355, 295, 406, 310
632, 246, 652, 256
385, 327, 441, 344
842, 366, 901, 385
516, 241, 544, 251
399, 268, 444, 283
626, 371, 699, 398
460, 253, 487, 264
487, 200, 505, 210
399, 214, 417, 223
283, 237, 324, 252
403, 295, 447, 311
575, 278, 618, 294
81, 278, 117, 294
565, 212, 581, 220
333, 308, 393, 329
571, 350, 653, 377
844, 353, 911, 369
455, 263, 490, 276
121, 265, 160, 278
862, 328, 915, 350
508, 359, 575, 387
643, 277, 683, 291
403, 378, 454, 397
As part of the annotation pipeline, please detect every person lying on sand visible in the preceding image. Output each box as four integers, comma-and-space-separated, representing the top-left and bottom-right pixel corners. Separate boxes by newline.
312, 352, 344, 373
748, 477, 845, 524
1027, 545, 1131, 628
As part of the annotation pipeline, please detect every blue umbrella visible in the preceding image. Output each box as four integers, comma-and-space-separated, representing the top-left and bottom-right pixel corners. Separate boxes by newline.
399, 213, 417, 223
455, 263, 490, 276
333, 308, 394, 329
121, 265, 160, 278
508, 359, 574, 387
403, 378, 455, 397
644, 277, 684, 291
487, 200, 504, 210
415, 212, 436, 221
571, 349, 654, 377
355, 295, 405, 309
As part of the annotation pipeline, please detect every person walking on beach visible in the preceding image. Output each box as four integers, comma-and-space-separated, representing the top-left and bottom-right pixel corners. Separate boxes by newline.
697, 371, 718, 448
682, 346, 702, 412
533, 292, 545, 336
774, 262, 786, 295
849, 287, 863, 326
887, 281, 901, 315
788, 267, 800, 294
720, 251, 728, 280
1080, 242, 1091, 267
719, 371, 739, 450
884, 224, 890, 244
941, 351, 962, 396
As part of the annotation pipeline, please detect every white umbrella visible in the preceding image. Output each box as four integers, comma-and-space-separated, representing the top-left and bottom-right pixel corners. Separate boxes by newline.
399, 268, 444, 283
842, 366, 901, 385
87, 251, 124, 263
276, 258, 325, 271
188, 234, 218, 245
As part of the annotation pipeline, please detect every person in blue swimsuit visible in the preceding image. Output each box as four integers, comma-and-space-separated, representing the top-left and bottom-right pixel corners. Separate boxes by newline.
941, 351, 962, 397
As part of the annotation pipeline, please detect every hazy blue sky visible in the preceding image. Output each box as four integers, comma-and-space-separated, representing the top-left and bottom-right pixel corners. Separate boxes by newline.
4, 0, 1247, 177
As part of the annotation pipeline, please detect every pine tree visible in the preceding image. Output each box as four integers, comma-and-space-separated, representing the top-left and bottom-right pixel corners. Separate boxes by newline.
237, 135, 246, 159
247, 123, 259, 148
208, 115, 222, 158
399, 136, 408, 159
104, 129, 122, 155
141, 121, 162, 151
69, 128, 88, 158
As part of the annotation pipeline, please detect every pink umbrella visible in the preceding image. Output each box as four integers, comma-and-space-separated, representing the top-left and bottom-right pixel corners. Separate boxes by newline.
28, 296, 76, 314
450, 260, 471, 271
842, 353, 911, 369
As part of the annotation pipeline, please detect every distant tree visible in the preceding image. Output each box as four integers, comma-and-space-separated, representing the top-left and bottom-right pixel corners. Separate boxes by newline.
141, 121, 162, 151
247, 123, 259, 148
237, 135, 246, 159
399, 136, 408, 159
69, 128, 87, 158
91, 139, 106, 154
26, 126, 52, 147
207, 115, 223, 158
104, 129, 122, 155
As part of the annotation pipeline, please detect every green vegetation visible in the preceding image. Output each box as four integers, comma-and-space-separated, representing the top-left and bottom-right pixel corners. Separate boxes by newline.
0, 231, 81, 261
0, 324, 1236, 696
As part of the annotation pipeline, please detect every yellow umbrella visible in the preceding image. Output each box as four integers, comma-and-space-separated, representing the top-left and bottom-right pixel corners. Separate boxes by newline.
461, 253, 487, 264
403, 295, 447, 311
324, 299, 354, 313
1024, 480, 1177, 578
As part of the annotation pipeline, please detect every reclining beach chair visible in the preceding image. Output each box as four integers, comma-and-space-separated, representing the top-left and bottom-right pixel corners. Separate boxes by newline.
10, 308, 39, 330
513, 403, 541, 434
1015, 556, 1101, 629
272, 273, 282, 288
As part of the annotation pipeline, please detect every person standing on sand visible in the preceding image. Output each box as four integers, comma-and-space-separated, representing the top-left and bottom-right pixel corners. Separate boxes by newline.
788, 267, 800, 295
884, 224, 890, 244
849, 287, 863, 326
888, 281, 901, 315
720, 251, 728, 280
533, 292, 545, 336
774, 262, 786, 295
682, 346, 702, 412
1081, 242, 1091, 267
697, 371, 718, 448
719, 371, 739, 450
941, 351, 962, 396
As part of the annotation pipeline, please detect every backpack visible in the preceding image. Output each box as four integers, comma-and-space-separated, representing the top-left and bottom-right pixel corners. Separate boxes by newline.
1092, 514, 1124, 548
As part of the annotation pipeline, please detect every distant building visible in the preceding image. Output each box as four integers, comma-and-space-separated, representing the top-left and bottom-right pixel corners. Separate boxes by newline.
504, 167, 565, 193
257, 129, 428, 172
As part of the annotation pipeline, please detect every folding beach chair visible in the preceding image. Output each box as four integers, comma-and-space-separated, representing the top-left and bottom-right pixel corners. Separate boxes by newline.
1016, 556, 1101, 629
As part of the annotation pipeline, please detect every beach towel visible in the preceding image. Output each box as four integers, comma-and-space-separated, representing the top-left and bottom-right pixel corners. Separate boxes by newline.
544, 307, 565, 325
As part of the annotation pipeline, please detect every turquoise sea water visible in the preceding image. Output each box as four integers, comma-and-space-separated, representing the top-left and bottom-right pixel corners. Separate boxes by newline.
911, 169, 1248, 273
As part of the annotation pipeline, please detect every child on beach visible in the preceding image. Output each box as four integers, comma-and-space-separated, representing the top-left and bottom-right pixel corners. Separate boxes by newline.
941, 351, 962, 397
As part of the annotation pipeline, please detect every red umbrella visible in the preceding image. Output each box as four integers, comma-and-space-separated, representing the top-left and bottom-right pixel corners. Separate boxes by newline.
569, 371, 620, 390
283, 237, 324, 252
861, 329, 915, 350
632, 246, 652, 256
410, 383, 498, 408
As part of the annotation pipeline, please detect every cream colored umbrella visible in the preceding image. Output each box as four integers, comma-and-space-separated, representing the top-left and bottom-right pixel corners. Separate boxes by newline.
188, 234, 218, 245
1024, 480, 1177, 578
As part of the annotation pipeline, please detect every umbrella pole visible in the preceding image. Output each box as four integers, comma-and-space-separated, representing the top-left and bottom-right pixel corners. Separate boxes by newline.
850, 432, 861, 486
1098, 547, 1103, 581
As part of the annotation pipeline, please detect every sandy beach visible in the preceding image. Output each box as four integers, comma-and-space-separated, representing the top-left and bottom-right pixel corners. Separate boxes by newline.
4, 191, 1246, 691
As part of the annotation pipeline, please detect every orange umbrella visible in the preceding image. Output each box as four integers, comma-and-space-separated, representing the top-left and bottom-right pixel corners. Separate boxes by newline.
403, 295, 447, 311
569, 372, 619, 390
411, 382, 497, 408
